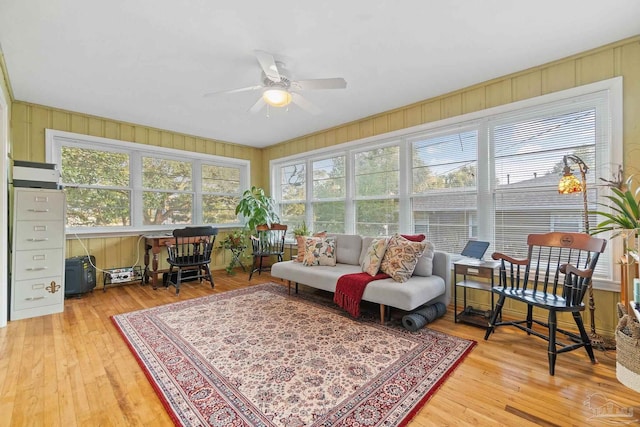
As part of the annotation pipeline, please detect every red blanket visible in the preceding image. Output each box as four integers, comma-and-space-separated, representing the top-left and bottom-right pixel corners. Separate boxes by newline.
333, 272, 390, 318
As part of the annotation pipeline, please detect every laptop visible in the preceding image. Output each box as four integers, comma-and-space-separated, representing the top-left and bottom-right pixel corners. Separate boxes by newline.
460, 240, 490, 263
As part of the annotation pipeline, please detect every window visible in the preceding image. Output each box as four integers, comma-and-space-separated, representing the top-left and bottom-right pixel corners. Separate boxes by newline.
277, 162, 306, 228
493, 107, 601, 259
271, 78, 622, 290
47, 130, 249, 233
142, 156, 193, 225
61, 145, 131, 227
201, 164, 242, 224
313, 156, 346, 233
411, 129, 478, 253
354, 145, 399, 236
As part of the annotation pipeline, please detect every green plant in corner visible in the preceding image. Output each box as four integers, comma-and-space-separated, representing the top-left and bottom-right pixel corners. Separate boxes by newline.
590, 174, 640, 259
235, 186, 280, 232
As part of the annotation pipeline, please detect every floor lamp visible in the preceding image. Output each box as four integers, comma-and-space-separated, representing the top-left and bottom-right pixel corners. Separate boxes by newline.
557, 154, 615, 349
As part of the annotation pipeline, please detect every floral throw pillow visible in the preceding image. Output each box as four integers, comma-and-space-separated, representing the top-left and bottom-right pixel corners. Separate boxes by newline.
294, 231, 327, 262
380, 234, 427, 282
361, 237, 390, 276
302, 237, 337, 266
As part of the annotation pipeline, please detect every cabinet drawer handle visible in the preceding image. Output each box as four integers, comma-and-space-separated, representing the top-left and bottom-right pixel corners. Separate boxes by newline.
27, 208, 50, 213
26, 267, 48, 271
25, 296, 45, 301
27, 238, 49, 242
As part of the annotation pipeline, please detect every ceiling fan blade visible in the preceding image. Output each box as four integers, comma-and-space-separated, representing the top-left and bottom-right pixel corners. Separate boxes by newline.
254, 50, 281, 83
292, 77, 347, 91
203, 85, 262, 97
248, 97, 266, 113
292, 93, 321, 115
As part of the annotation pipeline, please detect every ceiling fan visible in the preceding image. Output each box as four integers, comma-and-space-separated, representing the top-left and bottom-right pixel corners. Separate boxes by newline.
204, 50, 347, 114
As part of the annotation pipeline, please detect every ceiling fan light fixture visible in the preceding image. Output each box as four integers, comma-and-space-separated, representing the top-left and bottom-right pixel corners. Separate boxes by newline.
262, 88, 292, 107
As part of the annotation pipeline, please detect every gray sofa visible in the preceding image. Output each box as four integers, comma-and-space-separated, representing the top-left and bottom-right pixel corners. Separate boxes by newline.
271, 234, 451, 323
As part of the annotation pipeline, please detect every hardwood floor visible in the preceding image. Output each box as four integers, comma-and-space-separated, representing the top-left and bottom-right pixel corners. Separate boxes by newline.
1, 270, 638, 427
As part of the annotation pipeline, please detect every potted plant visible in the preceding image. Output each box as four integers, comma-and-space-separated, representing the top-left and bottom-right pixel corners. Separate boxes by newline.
590, 174, 640, 257
219, 229, 249, 275
292, 220, 310, 238
235, 186, 280, 233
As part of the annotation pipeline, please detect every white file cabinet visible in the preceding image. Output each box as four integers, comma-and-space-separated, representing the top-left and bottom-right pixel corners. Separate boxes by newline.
11, 188, 66, 320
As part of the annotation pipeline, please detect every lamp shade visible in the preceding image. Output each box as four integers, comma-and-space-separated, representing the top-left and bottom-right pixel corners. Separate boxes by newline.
558, 173, 582, 194
262, 89, 292, 107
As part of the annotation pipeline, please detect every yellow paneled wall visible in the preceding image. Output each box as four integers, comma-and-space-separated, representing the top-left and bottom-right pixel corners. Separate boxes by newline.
9, 103, 263, 277
262, 36, 640, 338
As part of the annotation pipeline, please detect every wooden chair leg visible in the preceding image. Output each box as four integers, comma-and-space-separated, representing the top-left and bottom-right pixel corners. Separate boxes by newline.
485, 295, 505, 340
249, 256, 257, 280
175, 269, 182, 295
204, 265, 214, 289
548, 310, 557, 376
166, 266, 174, 288
572, 311, 596, 363
526, 305, 533, 335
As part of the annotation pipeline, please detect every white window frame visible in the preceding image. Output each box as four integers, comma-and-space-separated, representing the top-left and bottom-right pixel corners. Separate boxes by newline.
270, 77, 623, 291
46, 129, 250, 235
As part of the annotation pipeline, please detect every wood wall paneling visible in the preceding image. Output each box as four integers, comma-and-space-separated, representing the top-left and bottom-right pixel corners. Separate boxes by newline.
461, 87, 486, 114
541, 61, 576, 94
512, 70, 542, 102
104, 121, 120, 140
403, 104, 422, 128
578, 49, 615, 86
421, 100, 441, 123
485, 79, 512, 108
440, 93, 462, 119
388, 110, 404, 132
373, 115, 389, 135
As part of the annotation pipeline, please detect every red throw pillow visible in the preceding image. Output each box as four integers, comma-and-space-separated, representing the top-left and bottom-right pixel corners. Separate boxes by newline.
401, 234, 426, 242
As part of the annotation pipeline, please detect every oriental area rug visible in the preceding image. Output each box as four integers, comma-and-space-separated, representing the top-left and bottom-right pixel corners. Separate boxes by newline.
112, 283, 475, 426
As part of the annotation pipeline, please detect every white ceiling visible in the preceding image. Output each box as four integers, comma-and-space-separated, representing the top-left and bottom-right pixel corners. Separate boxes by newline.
1, 1, 639, 148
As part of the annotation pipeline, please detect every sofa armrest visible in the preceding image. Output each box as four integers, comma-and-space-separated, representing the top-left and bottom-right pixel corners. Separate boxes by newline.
432, 250, 451, 306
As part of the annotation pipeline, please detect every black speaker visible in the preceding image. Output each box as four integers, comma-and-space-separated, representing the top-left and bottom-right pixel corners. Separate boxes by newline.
65, 255, 97, 296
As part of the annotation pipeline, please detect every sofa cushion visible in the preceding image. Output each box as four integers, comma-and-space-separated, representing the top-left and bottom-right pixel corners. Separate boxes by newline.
302, 236, 337, 266
413, 240, 435, 277
271, 261, 363, 293
361, 237, 390, 276
329, 234, 363, 265
380, 234, 427, 282
293, 231, 327, 262
359, 236, 375, 265
361, 275, 446, 311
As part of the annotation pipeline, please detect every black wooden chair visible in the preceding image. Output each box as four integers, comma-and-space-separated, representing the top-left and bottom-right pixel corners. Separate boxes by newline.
249, 224, 287, 280
165, 226, 218, 295
484, 232, 607, 375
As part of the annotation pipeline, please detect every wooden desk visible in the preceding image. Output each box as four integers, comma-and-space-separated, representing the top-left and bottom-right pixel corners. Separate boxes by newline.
143, 234, 174, 289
